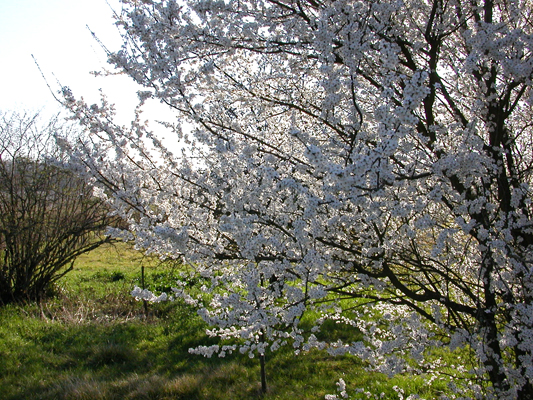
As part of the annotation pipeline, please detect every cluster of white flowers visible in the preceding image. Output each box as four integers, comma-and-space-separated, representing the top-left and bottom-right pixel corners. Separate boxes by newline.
63, 0, 533, 398
325, 378, 350, 399
131, 286, 168, 302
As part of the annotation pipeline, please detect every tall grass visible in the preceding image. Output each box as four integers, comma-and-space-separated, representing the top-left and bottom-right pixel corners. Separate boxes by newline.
0, 242, 456, 399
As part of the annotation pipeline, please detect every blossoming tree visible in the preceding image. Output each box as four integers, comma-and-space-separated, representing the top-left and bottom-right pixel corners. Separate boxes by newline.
63, 0, 533, 398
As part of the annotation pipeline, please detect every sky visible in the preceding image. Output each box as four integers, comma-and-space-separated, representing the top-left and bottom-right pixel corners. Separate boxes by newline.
0, 0, 141, 120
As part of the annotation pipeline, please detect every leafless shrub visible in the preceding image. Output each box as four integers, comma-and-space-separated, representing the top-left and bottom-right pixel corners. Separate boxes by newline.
0, 111, 117, 304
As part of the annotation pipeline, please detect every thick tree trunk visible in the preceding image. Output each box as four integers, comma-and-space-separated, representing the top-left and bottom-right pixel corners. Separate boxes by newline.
517, 383, 533, 400
481, 314, 510, 397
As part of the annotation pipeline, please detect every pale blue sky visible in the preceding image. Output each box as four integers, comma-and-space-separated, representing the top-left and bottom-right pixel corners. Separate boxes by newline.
0, 0, 140, 119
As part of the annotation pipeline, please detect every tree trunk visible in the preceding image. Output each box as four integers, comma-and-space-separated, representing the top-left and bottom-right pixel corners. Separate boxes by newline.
259, 352, 267, 394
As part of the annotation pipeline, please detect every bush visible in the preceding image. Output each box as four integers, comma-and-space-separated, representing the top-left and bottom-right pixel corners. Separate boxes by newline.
0, 111, 116, 304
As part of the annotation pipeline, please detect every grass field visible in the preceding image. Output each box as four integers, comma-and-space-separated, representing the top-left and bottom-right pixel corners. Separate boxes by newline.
0, 242, 455, 399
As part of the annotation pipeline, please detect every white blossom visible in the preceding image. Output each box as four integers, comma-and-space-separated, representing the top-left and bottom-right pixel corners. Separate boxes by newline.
64, 0, 533, 398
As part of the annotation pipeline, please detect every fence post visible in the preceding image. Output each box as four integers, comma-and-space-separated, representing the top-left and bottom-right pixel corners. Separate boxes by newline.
141, 265, 148, 316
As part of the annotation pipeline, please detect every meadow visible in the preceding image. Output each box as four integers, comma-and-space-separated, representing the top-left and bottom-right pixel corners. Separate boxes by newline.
0, 243, 456, 399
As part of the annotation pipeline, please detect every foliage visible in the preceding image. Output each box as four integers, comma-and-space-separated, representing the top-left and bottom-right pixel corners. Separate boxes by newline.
62, 0, 533, 398
0, 111, 115, 304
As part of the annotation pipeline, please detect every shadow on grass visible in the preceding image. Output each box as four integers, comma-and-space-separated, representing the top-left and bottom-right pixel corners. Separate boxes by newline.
0, 283, 452, 400
0, 300, 270, 400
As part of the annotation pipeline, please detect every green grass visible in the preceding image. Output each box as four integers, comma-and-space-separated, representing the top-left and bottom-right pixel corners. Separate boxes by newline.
0, 242, 459, 399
